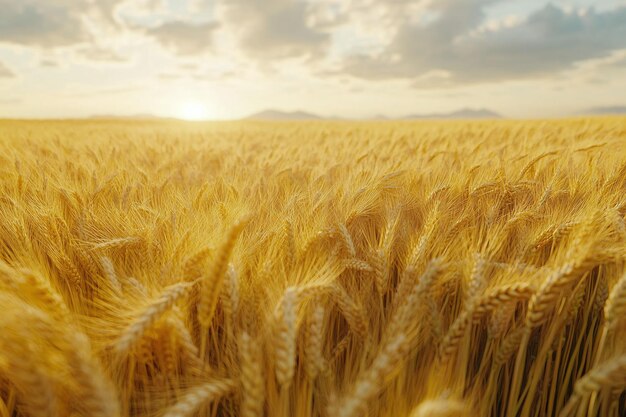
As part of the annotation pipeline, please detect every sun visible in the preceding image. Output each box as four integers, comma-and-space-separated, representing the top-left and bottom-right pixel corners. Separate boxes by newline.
176, 101, 213, 121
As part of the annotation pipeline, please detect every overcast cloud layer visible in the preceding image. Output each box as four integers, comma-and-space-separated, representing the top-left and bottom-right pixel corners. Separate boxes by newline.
1, 0, 625, 118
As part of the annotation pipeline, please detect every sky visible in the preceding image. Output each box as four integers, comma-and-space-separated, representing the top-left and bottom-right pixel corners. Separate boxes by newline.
1, 0, 626, 120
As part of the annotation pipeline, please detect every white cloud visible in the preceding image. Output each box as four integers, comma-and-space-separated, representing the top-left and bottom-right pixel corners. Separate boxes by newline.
1, 0, 626, 118
339, 2, 626, 85
219, 0, 330, 59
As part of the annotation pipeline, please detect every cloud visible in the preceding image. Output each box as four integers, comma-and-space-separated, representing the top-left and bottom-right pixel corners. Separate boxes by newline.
221, 0, 330, 59
1, 0, 625, 93
146, 20, 219, 55
0, 0, 90, 47
340, 2, 626, 85
0, 0, 128, 48
0, 61, 15, 78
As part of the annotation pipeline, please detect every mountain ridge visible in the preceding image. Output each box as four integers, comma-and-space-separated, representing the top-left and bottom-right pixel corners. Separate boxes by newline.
581, 106, 626, 115
244, 107, 503, 120
403, 108, 502, 120
245, 109, 323, 120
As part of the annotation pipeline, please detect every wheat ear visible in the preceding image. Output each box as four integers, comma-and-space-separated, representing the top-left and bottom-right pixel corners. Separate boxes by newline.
239, 331, 265, 417
91, 236, 142, 250
17, 268, 71, 323
329, 285, 367, 338
370, 248, 389, 295
66, 332, 121, 417
405, 206, 438, 268
342, 258, 374, 272
467, 252, 486, 300
182, 247, 211, 280
162, 379, 236, 417
305, 304, 326, 379
338, 223, 356, 258
488, 300, 517, 339
526, 260, 587, 329
410, 399, 468, 417
58, 253, 82, 288
275, 287, 298, 387
154, 326, 178, 379
283, 220, 296, 268
114, 281, 194, 355
3, 297, 119, 417
559, 355, 626, 417
100, 256, 122, 295
392, 259, 443, 336
221, 263, 240, 328
594, 272, 626, 366
333, 333, 408, 417
166, 314, 203, 370
494, 327, 526, 366
510, 257, 608, 415
439, 283, 535, 362
0, 313, 60, 417
373, 212, 397, 294
198, 219, 246, 328
604, 271, 626, 330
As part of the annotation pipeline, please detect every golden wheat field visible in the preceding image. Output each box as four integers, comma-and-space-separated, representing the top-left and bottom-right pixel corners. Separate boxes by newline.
0, 118, 625, 417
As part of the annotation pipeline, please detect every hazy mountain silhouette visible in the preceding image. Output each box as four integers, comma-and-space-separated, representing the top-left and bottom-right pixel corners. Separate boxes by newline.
403, 108, 502, 120
245, 110, 322, 120
245, 108, 502, 120
581, 106, 626, 115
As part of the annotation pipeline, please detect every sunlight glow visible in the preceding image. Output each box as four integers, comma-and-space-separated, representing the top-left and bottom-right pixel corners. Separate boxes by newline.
176, 101, 212, 121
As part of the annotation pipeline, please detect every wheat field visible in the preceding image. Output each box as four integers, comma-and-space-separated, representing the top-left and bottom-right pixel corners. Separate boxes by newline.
0, 118, 625, 417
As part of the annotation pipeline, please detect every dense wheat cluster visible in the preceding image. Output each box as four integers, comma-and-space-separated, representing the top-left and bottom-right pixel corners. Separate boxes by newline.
0, 118, 625, 417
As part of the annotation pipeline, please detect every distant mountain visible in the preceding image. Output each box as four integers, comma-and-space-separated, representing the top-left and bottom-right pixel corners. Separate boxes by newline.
404, 108, 502, 120
245, 110, 323, 120
245, 108, 502, 121
581, 106, 626, 116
